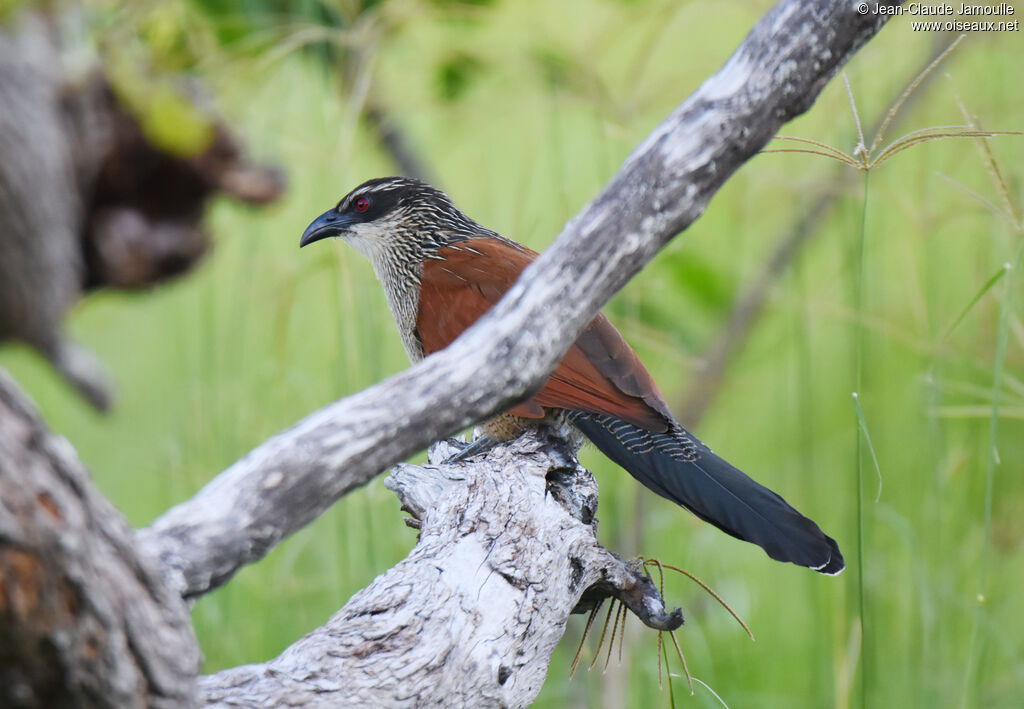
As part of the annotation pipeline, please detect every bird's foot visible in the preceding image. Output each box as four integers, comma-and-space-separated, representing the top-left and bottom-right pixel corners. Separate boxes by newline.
444, 435, 500, 463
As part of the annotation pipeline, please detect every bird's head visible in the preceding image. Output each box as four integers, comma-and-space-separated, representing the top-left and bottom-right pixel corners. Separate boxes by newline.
299, 177, 482, 266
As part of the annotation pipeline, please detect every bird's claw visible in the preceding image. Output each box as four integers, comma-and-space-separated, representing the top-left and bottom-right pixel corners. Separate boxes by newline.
443, 435, 499, 464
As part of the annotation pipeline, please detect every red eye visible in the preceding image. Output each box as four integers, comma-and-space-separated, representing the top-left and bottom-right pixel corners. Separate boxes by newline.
355, 196, 370, 212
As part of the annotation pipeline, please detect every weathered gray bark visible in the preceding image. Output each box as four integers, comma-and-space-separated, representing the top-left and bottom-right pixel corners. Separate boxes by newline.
0, 370, 199, 708
199, 435, 680, 708
139, 0, 900, 601
3, 1, 900, 706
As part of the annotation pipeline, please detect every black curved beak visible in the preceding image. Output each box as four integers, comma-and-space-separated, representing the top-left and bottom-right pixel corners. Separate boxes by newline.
300, 209, 352, 248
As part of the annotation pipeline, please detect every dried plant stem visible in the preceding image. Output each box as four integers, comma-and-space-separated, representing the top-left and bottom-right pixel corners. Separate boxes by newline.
668, 629, 694, 695
570, 602, 602, 676
645, 559, 754, 641
589, 599, 619, 671
868, 34, 968, 155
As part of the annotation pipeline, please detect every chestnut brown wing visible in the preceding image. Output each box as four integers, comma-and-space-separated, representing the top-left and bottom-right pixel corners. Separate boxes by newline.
417, 236, 672, 432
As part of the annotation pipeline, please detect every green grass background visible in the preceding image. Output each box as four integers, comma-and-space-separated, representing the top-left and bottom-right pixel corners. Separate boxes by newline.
3, 1, 1022, 706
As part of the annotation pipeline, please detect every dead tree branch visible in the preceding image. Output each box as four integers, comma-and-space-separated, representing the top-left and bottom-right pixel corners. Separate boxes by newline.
0, 371, 199, 709
198, 435, 679, 708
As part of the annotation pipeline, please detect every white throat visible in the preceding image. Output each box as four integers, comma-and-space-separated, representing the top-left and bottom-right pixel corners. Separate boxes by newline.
341, 221, 425, 363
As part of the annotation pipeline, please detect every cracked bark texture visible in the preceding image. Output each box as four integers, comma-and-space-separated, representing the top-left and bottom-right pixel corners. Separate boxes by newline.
0, 371, 199, 708
199, 435, 680, 709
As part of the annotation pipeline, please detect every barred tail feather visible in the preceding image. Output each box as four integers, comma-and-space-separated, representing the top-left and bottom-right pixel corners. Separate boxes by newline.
569, 412, 844, 574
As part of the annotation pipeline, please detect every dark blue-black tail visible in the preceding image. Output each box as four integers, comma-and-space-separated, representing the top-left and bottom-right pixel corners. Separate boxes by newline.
569, 412, 844, 574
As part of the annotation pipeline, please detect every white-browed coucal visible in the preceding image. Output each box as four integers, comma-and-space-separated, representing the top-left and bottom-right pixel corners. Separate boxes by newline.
300, 177, 843, 575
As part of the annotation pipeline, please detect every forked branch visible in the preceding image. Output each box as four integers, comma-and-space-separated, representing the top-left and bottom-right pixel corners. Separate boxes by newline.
138, 0, 900, 601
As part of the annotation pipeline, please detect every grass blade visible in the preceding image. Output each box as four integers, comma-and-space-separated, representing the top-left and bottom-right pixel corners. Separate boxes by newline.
943, 263, 1012, 340
851, 392, 883, 502
692, 677, 730, 709
960, 241, 1023, 706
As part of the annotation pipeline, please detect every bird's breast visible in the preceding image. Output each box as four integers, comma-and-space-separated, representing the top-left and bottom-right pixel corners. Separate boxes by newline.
371, 260, 425, 363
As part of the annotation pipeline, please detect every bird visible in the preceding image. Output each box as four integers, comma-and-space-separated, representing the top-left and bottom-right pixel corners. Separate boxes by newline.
300, 176, 844, 575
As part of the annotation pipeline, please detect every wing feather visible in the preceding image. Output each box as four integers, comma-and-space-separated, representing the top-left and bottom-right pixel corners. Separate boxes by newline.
417, 237, 672, 431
